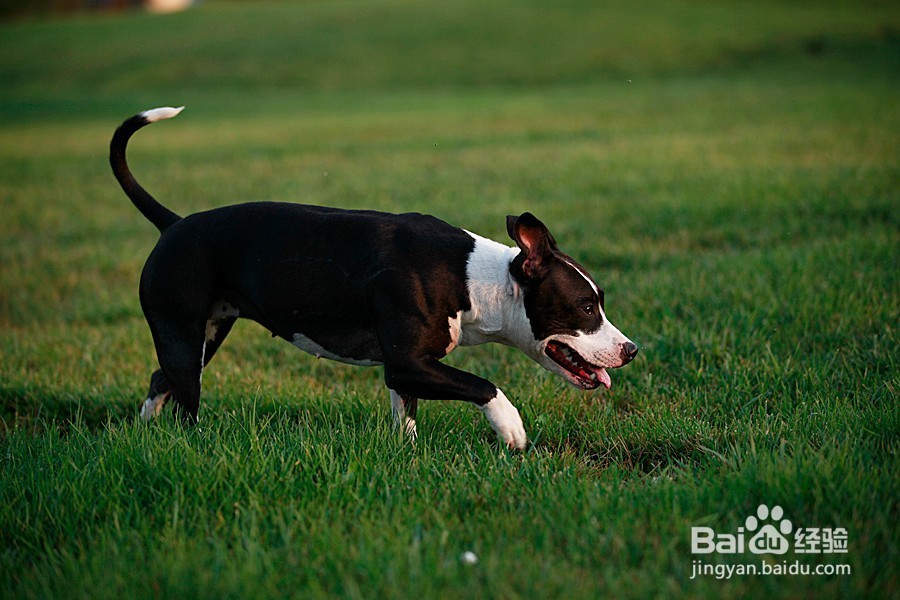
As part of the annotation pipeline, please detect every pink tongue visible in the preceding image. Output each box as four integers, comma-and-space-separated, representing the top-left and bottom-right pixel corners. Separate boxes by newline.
598, 368, 611, 389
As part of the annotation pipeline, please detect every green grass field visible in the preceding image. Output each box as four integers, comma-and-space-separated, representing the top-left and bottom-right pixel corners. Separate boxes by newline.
1, 0, 898, 597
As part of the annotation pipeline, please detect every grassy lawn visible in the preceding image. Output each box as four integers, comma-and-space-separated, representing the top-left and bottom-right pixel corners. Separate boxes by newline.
1, 0, 897, 597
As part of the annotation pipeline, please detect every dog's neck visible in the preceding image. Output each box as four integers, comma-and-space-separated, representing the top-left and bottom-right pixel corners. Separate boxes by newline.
460, 232, 536, 355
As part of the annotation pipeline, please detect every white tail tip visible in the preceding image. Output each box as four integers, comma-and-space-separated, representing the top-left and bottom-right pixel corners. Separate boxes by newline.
141, 106, 185, 123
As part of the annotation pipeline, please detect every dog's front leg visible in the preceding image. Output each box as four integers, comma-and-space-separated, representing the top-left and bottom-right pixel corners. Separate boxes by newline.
389, 389, 418, 439
383, 358, 527, 450
477, 390, 527, 451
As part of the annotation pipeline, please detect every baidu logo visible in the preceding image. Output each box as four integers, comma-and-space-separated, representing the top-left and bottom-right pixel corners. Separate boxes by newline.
691, 504, 848, 556
745, 504, 792, 554
690, 504, 851, 579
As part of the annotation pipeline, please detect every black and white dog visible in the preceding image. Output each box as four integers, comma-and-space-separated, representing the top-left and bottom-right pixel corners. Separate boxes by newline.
110, 107, 638, 449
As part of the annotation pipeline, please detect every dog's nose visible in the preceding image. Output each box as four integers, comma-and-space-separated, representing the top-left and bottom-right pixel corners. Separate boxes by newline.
621, 341, 639, 363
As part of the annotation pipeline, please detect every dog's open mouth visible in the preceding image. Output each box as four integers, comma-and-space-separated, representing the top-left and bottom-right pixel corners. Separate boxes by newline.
545, 341, 611, 390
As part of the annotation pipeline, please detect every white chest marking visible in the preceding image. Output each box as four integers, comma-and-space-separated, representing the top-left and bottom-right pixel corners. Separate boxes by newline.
460, 232, 535, 353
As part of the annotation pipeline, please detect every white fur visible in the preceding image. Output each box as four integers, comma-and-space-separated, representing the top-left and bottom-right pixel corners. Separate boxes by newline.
204, 321, 219, 343
141, 106, 184, 123
563, 257, 599, 296
479, 390, 527, 450
459, 232, 535, 354
389, 389, 417, 439
140, 392, 169, 421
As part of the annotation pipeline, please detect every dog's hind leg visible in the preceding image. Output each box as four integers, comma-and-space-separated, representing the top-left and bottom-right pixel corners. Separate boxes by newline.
145, 317, 209, 424
140, 316, 237, 421
140, 369, 171, 421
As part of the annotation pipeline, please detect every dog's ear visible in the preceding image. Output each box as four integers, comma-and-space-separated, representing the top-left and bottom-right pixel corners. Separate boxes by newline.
507, 212, 557, 281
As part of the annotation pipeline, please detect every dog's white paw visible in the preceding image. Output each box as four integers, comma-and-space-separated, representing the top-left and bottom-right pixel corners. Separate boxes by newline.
140, 393, 169, 421
479, 390, 527, 450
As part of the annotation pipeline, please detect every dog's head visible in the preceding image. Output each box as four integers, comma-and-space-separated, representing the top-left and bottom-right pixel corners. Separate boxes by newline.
507, 213, 638, 390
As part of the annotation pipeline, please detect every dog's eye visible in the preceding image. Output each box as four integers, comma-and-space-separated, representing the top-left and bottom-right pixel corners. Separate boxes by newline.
581, 305, 595, 316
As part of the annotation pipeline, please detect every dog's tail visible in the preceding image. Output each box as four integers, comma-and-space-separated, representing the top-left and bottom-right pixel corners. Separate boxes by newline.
109, 106, 185, 233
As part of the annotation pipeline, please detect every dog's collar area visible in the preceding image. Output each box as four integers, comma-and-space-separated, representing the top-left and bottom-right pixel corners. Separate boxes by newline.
544, 340, 611, 390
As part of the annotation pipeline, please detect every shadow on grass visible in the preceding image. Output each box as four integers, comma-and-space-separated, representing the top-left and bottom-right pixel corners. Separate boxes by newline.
0, 382, 139, 435
0, 381, 385, 439
538, 423, 724, 478
580, 437, 710, 475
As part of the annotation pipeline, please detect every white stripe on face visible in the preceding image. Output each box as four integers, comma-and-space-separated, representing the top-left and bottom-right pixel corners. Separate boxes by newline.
563, 258, 599, 296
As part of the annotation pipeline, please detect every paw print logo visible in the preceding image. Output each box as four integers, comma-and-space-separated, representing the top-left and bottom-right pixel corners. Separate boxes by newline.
746, 504, 792, 555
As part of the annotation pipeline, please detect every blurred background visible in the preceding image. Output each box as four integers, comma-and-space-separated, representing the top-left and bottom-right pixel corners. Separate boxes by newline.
1, 0, 193, 17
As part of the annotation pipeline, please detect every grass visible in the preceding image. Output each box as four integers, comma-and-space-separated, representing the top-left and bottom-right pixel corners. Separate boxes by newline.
1, 0, 898, 597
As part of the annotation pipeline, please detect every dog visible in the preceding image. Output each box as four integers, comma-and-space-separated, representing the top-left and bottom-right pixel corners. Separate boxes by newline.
110, 107, 638, 449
